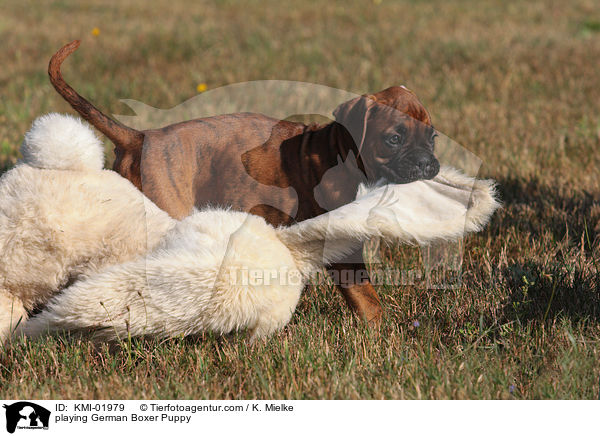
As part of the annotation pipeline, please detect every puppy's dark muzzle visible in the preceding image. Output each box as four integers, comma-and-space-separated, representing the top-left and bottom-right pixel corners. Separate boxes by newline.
381, 152, 440, 184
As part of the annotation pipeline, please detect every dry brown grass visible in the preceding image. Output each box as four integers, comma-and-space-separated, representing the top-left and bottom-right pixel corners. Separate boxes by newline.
0, 0, 598, 399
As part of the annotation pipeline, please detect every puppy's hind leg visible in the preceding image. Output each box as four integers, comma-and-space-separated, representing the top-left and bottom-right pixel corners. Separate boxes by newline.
0, 288, 27, 343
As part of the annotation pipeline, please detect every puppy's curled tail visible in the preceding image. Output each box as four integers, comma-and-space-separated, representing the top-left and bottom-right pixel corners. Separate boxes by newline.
48, 40, 144, 151
21, 113, 105, 171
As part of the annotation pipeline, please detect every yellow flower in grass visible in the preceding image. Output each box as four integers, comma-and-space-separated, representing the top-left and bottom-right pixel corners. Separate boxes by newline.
196, 83, 208, 93
91, 27, 100, 36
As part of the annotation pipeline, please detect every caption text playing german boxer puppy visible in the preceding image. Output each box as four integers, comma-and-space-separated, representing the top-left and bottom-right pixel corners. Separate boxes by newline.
48, 40, 440, 325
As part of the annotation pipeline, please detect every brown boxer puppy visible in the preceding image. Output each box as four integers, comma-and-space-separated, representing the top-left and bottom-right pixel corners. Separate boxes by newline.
48, 40, 439, 325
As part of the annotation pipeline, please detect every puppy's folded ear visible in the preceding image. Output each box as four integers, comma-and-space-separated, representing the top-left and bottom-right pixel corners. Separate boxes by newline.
332, 94, 377, 153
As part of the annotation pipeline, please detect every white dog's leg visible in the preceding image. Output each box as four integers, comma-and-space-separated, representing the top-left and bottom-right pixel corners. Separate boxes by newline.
0, 288, 27, 342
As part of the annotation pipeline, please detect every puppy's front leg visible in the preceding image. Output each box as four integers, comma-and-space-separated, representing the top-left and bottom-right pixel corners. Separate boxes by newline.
329, 247, 382, 326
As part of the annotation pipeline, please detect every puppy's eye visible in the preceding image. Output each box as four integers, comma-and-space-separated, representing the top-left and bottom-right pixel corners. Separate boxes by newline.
386, 134, 402, 146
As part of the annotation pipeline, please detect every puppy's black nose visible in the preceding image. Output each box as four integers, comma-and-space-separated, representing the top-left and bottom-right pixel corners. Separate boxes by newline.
416, 156, 440, 179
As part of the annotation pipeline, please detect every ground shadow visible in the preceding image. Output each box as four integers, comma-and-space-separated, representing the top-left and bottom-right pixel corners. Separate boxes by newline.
493, 176, 599, 323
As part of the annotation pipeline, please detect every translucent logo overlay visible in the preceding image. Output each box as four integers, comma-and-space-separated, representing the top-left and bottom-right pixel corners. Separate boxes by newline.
110, 81, 483, 321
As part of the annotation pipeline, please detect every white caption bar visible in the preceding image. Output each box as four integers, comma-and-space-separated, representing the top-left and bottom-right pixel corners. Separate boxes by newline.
0, 400, 596, 435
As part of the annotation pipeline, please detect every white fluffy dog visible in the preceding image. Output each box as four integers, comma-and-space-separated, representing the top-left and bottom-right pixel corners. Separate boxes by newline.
20, 144, 499, 340
3, 114, 498, 343
0, 114, 175, 340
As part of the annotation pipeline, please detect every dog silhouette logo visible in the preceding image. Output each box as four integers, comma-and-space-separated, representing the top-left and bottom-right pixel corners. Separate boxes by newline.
3, 402, 50, 433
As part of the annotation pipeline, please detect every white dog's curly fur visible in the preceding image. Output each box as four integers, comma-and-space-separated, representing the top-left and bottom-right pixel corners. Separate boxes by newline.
24, 210, 304, 341
0, 114, 175, 340
3, 114, 500, 343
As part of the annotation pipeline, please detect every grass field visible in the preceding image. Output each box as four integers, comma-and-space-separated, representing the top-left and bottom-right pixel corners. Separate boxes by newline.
0, 0, 599, 399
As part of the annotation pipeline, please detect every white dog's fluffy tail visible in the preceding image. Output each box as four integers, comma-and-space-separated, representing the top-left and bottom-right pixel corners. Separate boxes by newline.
20, 113, 104, 171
